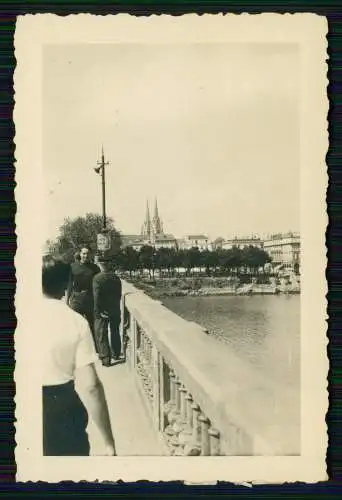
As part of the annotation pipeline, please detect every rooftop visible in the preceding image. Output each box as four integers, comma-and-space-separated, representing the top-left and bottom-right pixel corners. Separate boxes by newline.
155, 234, 176, 242
185, 235, 208, 240
264, 232, 300, 241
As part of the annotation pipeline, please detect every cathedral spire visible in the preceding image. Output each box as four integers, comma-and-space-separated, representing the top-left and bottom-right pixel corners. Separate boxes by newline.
141, 199, 151, 238
152, 197, 163, 237
145, 200, 151, 224
154, 197, 159, 219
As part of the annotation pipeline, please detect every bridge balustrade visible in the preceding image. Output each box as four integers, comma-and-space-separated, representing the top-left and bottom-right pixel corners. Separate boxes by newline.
120, 281, 298, 457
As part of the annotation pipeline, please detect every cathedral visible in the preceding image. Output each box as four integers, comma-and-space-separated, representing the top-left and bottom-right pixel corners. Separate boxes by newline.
141, 198, 164, 244
121, 198, 178, 250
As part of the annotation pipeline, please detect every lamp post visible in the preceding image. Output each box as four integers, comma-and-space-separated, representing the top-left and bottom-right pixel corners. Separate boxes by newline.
94, 147, 111, 255
94, 146, 109, 230
152, 248, 157, 279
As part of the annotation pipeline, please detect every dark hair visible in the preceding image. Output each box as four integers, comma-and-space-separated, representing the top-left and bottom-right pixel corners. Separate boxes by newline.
79, 245, 91, 253
42, 256, 70, 297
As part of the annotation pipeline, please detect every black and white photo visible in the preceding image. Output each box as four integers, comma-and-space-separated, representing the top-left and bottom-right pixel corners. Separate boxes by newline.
15, 13, 328, 483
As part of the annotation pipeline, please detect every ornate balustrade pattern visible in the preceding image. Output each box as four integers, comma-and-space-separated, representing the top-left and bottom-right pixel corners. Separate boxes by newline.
120, 281, 299, 457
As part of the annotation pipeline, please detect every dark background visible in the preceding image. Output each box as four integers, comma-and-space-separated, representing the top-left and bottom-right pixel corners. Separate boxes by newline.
0, 0, 340, 496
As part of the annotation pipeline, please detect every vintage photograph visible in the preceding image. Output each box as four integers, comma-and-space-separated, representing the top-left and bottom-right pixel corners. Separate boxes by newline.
15, 14, 327, 482
42, 42, 301, 458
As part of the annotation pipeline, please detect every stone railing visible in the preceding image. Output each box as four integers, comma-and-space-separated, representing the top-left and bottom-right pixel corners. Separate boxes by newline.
120, 281, 299, 457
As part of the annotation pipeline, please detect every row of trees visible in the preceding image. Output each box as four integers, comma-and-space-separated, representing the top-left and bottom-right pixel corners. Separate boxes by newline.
117, 245, 272, 277
46, 213, 272, 277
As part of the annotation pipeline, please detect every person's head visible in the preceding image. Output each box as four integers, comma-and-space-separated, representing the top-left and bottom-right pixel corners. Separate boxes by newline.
97, 255, 112, 272
79, 246, 91, 264
74, 251, 81, 262
42, 255, 70, 299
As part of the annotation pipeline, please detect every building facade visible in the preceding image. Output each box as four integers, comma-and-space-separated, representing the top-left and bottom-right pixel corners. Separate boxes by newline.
211, 237, 225, 250
178, 235, 211, 251
221, 236, 263, 250
263, 232, 300, 270
153, 236, 178, 250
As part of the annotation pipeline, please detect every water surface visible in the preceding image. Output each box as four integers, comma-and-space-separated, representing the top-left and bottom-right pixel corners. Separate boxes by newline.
162, 294, 300, 390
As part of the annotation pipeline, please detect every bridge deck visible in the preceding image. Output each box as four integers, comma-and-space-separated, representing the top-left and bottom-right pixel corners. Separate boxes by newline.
87, 360, 166, 456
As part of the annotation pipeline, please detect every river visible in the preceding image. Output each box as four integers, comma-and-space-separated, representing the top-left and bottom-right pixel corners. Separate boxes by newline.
162, 294, 300, 391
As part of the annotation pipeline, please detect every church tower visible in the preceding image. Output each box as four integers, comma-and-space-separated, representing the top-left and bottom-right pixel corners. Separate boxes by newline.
141, 198, 165, 244
141, 200, 152, 241
152, 197, 163, 239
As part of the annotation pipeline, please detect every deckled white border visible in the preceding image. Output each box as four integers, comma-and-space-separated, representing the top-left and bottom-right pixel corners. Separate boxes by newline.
14, 13, 328, 483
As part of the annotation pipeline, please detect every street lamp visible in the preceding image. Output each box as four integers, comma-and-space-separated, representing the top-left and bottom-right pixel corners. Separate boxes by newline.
94, 146, 109, 230
94, 146, 111, 255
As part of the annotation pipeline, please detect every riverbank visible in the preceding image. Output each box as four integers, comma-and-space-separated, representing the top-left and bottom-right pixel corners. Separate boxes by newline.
128, 276, 300, 299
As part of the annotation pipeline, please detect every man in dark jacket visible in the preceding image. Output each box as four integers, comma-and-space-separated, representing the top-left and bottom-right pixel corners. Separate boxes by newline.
66, 246, 100, 347
93, 255, 122, 367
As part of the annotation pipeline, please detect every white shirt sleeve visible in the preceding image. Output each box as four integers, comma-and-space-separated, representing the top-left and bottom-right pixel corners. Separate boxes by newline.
75, 317, 97, 369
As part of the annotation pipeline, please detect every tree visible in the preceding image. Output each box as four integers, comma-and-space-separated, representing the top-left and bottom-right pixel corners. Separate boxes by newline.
45, 238, 60, 255
168, 248, 179, 277
200, 249, 216, 275
139, 245, 154, 277
118, 247, 139, 277
241, 246, 255, 273
48, 212, 121, 262
256, 248, 272, 272
229, 246, 243, 274
164, 248, 178, 277
242, 246, 271, 274
175, 249, 186, 275
216, 249, 229, 274
112, 244, 273, 279
183, 247, 201, 275
155, 247, 173, 276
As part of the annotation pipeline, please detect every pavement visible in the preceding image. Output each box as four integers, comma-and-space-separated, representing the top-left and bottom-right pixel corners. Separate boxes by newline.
87, 359, 166, 456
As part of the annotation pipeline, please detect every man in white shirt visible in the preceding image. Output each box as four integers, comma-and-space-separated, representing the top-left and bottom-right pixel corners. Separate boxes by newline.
42, 255, 116, 456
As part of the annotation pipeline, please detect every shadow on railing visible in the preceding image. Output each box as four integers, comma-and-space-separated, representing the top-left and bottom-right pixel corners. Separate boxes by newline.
120, 281, 300, 457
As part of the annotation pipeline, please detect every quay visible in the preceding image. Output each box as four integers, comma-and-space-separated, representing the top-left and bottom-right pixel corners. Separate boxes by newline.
87, 280, 300, 457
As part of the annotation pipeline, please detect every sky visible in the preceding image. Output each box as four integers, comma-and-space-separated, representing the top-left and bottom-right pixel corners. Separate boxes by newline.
43, 43, 300, 242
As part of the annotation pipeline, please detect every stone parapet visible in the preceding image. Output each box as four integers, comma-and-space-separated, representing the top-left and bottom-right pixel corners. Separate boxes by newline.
120, 281, 299, 456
